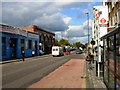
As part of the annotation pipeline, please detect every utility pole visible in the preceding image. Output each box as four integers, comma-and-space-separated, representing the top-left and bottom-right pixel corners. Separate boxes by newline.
85, 12, 90, 44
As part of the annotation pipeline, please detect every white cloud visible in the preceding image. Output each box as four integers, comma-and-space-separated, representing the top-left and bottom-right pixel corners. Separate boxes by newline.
2, 2, 71, 32
2, 1, 95, 44
55, 19, 93, 44
63, 17, 72, 24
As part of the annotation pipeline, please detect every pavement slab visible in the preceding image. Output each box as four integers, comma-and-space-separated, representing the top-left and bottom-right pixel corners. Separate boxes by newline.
28, 59, 85, 88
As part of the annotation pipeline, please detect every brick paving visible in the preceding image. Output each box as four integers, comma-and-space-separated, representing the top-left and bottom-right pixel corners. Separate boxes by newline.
28, 59, 85, 88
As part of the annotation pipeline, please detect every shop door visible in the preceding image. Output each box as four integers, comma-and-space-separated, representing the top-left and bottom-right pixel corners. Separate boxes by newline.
35, 41, 37, 55
9, 38, 17, 59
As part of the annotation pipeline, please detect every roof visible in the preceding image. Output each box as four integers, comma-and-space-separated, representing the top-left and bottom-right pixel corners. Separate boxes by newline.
31, 25, 55, 35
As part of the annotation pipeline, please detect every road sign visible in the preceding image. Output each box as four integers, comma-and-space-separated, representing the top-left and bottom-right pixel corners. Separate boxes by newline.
96, 13, 100, 18
100, 18, 106, 24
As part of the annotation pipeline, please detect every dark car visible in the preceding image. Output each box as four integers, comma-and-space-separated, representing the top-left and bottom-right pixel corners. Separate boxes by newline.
76, 49, 82, 54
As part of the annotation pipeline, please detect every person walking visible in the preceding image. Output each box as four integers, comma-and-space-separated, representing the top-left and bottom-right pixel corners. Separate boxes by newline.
21, 47, 25, 61
86, 52, 92, 70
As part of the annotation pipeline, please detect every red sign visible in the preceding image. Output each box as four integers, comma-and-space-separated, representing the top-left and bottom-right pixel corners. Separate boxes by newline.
96, 13, 100, 18
100, 18, 106, 24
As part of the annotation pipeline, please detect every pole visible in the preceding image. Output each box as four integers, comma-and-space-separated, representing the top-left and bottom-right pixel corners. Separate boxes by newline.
88, 13, 90, 44
98, 18, 101, 78
86, 12, 90, 44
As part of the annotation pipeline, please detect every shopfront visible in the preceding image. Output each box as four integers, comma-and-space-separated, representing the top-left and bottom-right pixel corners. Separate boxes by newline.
0, 24, 39, 61
101, 26, 120, 89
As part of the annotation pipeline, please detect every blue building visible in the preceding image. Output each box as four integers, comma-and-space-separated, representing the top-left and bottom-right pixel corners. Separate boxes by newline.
0, 24, 40, 61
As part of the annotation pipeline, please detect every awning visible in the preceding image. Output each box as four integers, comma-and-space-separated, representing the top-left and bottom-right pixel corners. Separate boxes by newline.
101, 26, 120, 40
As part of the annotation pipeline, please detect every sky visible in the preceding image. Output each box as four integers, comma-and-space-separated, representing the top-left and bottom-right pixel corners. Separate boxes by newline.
1, 0, 102, 44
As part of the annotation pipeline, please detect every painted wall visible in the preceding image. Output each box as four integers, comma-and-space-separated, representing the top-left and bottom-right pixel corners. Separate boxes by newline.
1, 32, 39, 61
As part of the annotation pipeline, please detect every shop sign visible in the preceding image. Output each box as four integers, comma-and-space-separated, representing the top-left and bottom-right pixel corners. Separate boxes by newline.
18, 30, 27, 37
0, 25, 19, 34
28, 33, 39, 39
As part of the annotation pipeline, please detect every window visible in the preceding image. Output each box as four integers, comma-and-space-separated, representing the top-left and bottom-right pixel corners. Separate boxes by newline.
108, 36, 115, 88
2, 37, 6, 56
45, 36, 48, 42
21, 39, 24, 47
26, 41, 28, 49
32, 41, 35, 49
41, 35, 44, 42
116, 33, 120, 89
28, 40, 32, 49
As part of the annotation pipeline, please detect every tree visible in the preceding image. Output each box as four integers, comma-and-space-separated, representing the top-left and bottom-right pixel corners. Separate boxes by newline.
55, 39, 59, 46
75, 42, 81, 48
59, 39, 70, 46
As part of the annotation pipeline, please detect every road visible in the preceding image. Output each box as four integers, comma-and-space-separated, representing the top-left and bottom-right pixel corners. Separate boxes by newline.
2, 51, 85, 88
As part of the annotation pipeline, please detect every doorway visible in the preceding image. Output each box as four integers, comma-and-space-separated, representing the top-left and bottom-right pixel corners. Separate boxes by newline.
35, 41, 37, 55
9, 38, 17, 59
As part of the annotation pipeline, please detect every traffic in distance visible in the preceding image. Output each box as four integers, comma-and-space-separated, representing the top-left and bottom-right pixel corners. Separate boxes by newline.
51, 45, 84, 57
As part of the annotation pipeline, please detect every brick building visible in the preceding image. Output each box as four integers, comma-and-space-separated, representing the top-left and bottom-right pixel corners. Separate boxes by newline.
20, 25, 55, 54
107, 1, 120, 32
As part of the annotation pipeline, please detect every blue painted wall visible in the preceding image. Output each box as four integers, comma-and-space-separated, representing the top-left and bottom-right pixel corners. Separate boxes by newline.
1, 32, 40, 61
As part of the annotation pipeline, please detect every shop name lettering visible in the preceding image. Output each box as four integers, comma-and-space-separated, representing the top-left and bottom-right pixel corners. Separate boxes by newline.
1, 26, 26, 35
28, 33, 39, 39
1, 26, 18, 34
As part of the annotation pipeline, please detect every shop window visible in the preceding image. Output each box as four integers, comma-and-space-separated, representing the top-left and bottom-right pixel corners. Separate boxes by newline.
26, 40, 28, 49
2, 37, 6, 56
32, 41, 35, 49
28, 40, 32, 49
45, 36, 48, 42
41, 35, 44, 42
21, 39, 24, 47
103, 39, 109, 85
116, 33, 120, 89
107, 36, 115, 88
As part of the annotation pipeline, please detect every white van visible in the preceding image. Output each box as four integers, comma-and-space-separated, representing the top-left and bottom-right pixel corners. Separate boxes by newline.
52, 46, 64, 56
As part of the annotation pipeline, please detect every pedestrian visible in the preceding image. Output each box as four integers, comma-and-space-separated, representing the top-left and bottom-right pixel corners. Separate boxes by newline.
21, 47, 25, 61
86, 52, 92, 70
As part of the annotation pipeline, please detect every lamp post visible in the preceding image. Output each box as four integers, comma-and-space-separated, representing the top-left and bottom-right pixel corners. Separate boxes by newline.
85, 12, 90, 44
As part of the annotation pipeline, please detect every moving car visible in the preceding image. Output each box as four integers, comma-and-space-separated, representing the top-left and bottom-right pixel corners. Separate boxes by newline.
52, 46, 64, 56
76, 49, 82, 54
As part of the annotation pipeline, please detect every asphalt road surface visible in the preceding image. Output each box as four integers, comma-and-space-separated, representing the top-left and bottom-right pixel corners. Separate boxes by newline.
2, 51, 85, 88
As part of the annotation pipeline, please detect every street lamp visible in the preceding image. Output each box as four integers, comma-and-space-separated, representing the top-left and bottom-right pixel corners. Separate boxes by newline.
85, 12, 90, 44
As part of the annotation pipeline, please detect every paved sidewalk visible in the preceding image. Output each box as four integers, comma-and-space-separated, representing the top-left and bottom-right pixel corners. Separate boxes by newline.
85, 60, 107, 89
28, 59, 85, 88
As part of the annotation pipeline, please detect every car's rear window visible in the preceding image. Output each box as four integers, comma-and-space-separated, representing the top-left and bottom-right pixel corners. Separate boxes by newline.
53, 48, 58, 51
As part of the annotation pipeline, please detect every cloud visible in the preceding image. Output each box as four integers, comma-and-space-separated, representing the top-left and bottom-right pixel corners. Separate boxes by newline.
2, 2, 71, 32
55, 19, 93, 44
2, 1, 97, 44
62, 17, 72, 24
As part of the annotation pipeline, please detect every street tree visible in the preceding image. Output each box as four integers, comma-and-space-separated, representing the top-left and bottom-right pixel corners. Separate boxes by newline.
59, 39, 70, 46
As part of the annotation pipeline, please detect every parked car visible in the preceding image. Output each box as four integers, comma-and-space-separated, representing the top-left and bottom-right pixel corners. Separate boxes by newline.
76, 49, 82, 54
